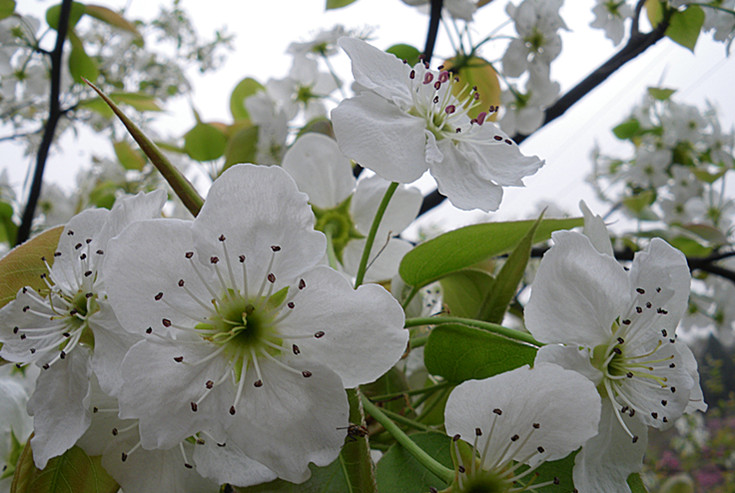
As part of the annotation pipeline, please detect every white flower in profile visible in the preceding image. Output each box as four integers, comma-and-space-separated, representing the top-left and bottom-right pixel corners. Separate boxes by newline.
0, 190, 166, 468
103, 164, 407, 484
525, 203, 707, 491
331, 38, 543, 212
282, 133, 422, 281
444, 363, 600, 491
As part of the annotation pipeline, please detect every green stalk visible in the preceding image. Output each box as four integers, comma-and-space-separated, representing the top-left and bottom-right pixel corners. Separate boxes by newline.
84, 79, 204, 217
340, 388, 377, 493
362, 396, 454, 484
354, 182, 399, 288
405, 316, 543, 347
369, 381, 450, 402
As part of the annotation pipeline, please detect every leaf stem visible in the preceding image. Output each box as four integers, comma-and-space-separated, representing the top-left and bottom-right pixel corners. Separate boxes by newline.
405, 316, 542, 347
354, 182, 399, 288
369, 380, 451, 402
361, 396, 454, 484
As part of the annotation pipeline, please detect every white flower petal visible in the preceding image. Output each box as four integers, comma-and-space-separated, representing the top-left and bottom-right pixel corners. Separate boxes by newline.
525, 231, 630, 346
28, 347, 92, 468
332, 92, 429, 183
351, 175, 422, 236
282, 133, 356, 210
573, 399, 648, 493
535, 344, 603, 386
226, 358, 348, 483
342, 238, 413, 283
445, 363, 601, 468
279, 266, 407, 388
580, 200, 614, 257
194, 438, 278, 488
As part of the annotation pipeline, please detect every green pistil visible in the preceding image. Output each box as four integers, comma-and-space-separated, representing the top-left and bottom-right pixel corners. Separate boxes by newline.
312, 196, 363, 263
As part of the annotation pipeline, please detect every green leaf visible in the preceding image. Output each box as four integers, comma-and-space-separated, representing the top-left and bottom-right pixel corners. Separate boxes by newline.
0, 201, 17, 246
666, 5, 705, 52
677, 223, 728, 246
76, 98, 114, 118
68, 31, 99, 84
516, 451, 576, 492
376, 432, 453, 493
11, 442, 118, 493
645, 0, 664, 27
229, 78, 264, 121
45, 1, 85, 30
223, 123, 258, 171
477, 216, 541, 323
399, 218, 583, 288
113, 140, 146, 171
622, 191, 658, 220
325, 0, 358, 9
87, 181, 117, 209
613, 119, 641, 140
668, 236, 712, 257
84, 5, 141, 37
386, 44, 421, 66
627, 472, 649, 493
647, 87, 676, 101
183, 122, 227, 162
0, 226, 62, 309
235, 460, 348, 492
424, 324, 537, 383
109, 93, 162, 112
440, 270, 494, 319
691, 166, 727, 183
0, 0, 16, 20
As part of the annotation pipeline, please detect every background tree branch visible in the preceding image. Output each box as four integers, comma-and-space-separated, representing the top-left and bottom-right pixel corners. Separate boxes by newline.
15, 0, 73, 245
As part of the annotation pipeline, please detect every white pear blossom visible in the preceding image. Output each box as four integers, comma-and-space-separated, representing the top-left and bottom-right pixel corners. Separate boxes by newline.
0, 373, 34, 493
0, 190, 166, 468
267, 56, 338, 121
331, 38, 543, 212
444, 363, 601, 491
281, 133, 422, 281
525, 211, 706, 491
590, 0, 635, 45
244, 91, 289, 165
501, 0, 567, 81
103, 164, 408, 484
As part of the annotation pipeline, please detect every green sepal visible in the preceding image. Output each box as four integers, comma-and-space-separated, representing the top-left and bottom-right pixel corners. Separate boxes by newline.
312, 195, 363, 263
627, 472, 649, 492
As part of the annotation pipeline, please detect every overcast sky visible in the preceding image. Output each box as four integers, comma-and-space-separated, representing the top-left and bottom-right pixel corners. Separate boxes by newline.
5, 0, 734, 229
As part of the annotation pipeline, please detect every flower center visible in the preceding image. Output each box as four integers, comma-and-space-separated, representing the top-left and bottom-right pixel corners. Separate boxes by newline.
312, 195, 363, 262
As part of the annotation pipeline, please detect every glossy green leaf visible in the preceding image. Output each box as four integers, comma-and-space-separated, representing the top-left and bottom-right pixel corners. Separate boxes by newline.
386, 44, 421, 66
0, 226, 62, 308
223, 123, 258, 171
376, 432, 453, 493
11, 443, 118, 493
68, 31, 99, 84
613, 119, 641, 140
647, 87, 676, 101
669, 236, 711, 257
0, 0, 16, 20
183, 122, 227, 162
326, 0, 358, 9
236, 455, 347, 492
424, 324, 537, 383
666, 5, 704, 52
229, 78, 264, 121
627, 472, 649, 493
477, 216, 541, 323
678, 223, 728, 246
46, 2, 85, 30
84, 4, 141, 37
399, 218, 583, 288
113, 140, 146, 171
440, 269, 494, 319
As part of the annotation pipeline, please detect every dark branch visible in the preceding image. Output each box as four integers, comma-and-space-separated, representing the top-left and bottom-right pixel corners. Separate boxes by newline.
419, 14, 671, 215
15, 0, 73, 245
423, 0, 443, 64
